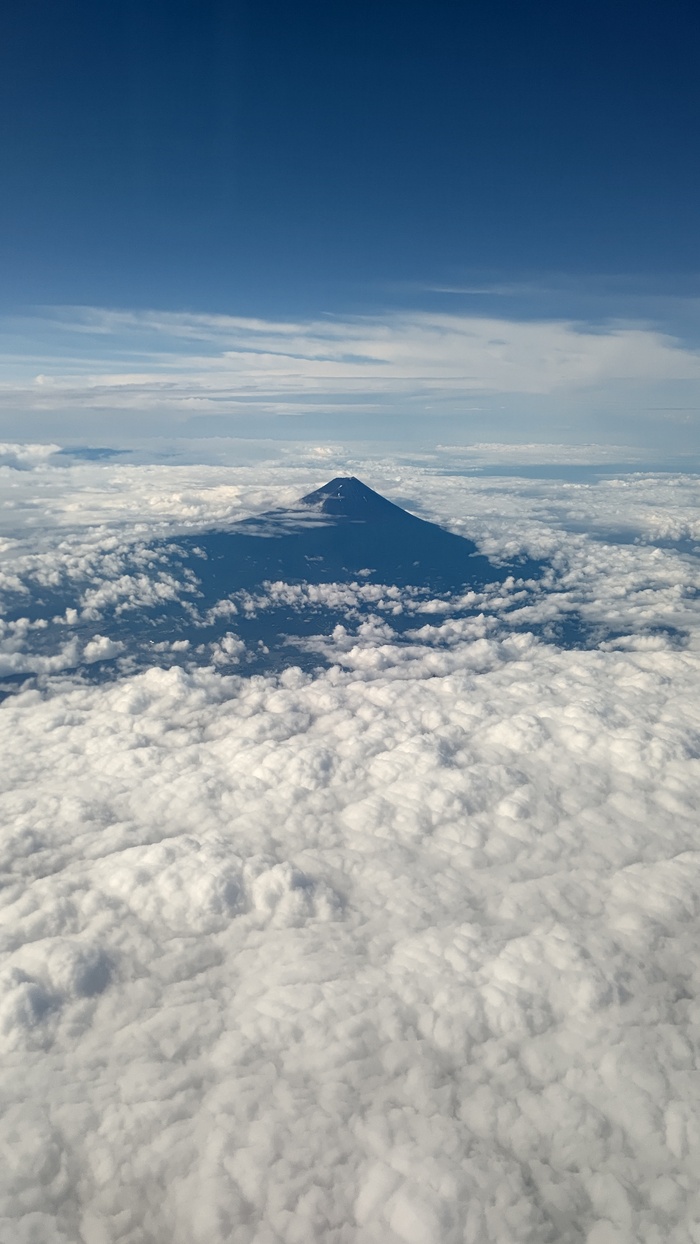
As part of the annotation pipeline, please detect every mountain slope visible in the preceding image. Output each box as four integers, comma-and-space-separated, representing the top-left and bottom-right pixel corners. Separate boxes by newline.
185, 475, 534, 595
0, 477, 544, 689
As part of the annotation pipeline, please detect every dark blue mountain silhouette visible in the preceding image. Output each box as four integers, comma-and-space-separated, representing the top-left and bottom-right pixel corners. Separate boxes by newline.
181, 475, 539, 597
0, 477, 551, 693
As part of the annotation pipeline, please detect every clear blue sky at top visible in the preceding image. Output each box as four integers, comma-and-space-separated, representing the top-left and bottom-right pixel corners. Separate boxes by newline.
2, 0, 699, 319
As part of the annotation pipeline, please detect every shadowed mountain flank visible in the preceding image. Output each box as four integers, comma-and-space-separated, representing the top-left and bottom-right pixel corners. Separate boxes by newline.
182, 475, 539, 596
0, 478, 549, 693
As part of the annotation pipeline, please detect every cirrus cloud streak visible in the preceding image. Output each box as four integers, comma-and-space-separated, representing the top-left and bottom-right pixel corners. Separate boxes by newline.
2, 307, 699, 433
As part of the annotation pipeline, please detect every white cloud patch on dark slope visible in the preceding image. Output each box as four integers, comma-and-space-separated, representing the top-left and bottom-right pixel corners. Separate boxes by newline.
1, 449, 700, 1242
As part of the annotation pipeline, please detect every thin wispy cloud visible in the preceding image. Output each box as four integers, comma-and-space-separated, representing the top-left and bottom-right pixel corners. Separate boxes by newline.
2, 307, 700, 411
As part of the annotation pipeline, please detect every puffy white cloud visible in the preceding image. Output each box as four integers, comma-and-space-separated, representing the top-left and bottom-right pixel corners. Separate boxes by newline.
0, 617, 81, 676
207, 632, 247, 665
82, 635, 125, 663
1, 634, 700, 1241
0, 442, 61, 469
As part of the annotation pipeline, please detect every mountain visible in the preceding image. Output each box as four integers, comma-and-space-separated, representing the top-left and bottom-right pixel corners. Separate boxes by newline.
0, 477, 544, 691
183, 475, 535, 596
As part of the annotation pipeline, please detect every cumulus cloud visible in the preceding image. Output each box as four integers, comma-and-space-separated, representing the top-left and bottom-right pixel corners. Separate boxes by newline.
2, 632, 700, 1243
0, 442, 61, 469
2, 452, 700, 1242
82, 635, 125, 663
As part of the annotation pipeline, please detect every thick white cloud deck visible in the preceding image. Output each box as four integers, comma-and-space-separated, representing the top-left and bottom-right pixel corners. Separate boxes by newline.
1, 449, 700, 1243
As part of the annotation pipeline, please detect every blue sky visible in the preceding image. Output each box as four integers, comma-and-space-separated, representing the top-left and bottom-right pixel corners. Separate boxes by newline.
2, 0, 699, 447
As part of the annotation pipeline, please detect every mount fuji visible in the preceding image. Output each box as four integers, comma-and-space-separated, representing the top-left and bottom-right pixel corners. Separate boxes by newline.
1, 476, 545, 692
174, 475, 539, 596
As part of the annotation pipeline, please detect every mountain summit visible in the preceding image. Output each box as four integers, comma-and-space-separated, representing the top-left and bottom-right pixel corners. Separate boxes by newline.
299, 476, 410, 521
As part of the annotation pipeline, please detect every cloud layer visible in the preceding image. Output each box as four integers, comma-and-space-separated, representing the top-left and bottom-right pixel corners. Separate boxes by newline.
2, 451, 700, 1242
3, 631, 700, 1243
